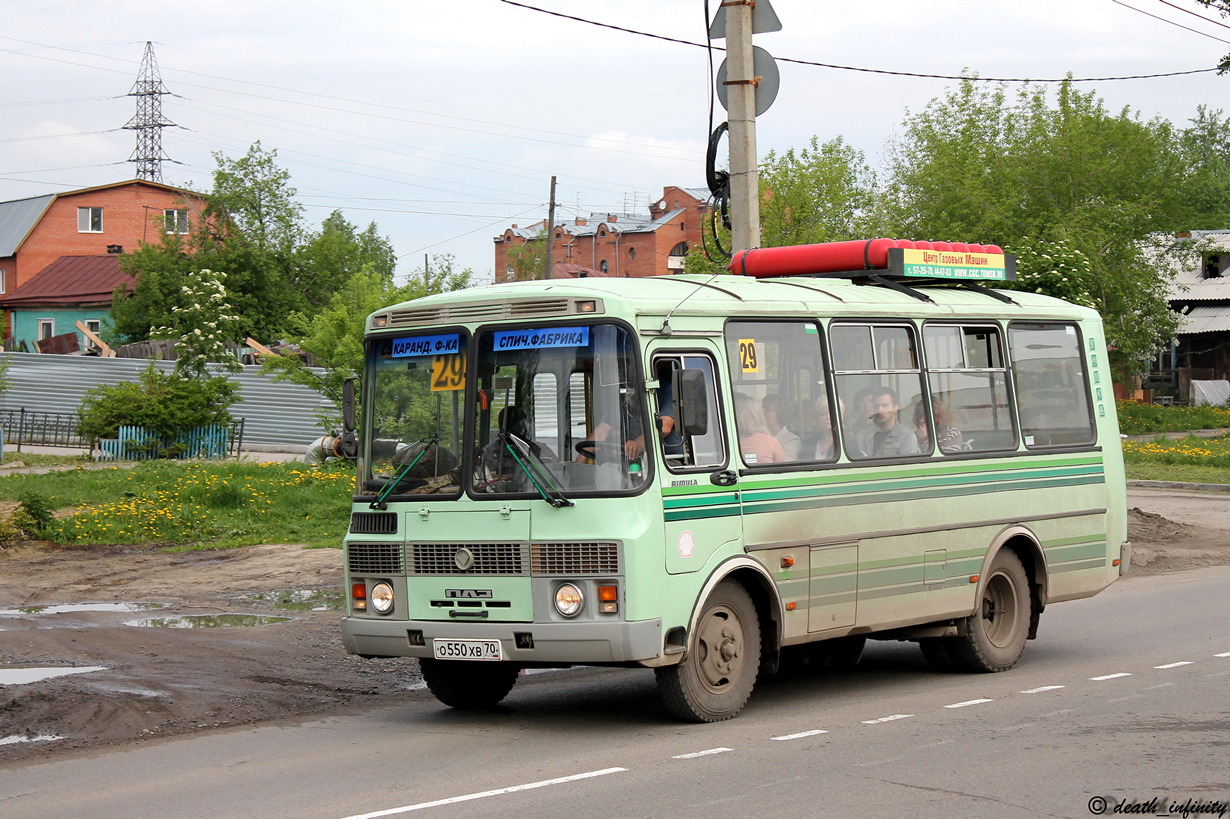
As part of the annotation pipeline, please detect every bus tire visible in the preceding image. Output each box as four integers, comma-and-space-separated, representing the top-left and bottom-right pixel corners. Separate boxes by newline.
951, 549, 1031, 672
655, 581, 761, 723
419, 659, 520, 709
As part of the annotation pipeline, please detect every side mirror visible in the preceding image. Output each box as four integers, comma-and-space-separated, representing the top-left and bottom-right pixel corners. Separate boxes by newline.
339, 377, 358, 459
342, 377, 357, 433
675, 369, 708, 437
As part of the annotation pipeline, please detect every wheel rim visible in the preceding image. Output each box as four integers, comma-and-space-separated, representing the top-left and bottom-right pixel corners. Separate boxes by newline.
981, 569, 1021, 648
695, 604, 745, 693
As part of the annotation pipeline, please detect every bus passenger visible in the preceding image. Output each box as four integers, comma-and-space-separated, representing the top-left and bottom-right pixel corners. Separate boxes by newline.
914, 398, 964, 453
802, 397, 839, 460
843, 386, 877, 457
869, 387, 920, 457
762, 394, 801, 460
735, 393, 786, 465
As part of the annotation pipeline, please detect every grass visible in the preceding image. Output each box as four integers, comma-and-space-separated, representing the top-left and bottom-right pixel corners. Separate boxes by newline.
1115, 400, 1230, 436
0, 459, 353, 550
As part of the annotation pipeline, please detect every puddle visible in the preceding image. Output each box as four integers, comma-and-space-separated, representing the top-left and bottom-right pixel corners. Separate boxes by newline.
0, 602, 167, 617
0, 734, 63, 746
239, 589, 344, 611
0, 666, 107, 686
124, 614, 294, 629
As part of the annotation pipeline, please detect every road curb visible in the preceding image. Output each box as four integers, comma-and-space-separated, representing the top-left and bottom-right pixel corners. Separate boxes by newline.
1127, 479, 1230, 493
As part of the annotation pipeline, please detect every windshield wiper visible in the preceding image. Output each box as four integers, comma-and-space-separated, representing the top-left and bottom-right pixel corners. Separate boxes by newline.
369, 438, 435, 510
503, 433, 573, 508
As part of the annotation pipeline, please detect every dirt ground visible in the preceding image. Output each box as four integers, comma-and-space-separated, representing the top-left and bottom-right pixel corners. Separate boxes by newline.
2, 491, 1229, 764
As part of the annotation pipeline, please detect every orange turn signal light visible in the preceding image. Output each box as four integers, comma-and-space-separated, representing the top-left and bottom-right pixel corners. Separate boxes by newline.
352, 582, 368, 611
969, 574, 980, 584
780, 556, 795, 569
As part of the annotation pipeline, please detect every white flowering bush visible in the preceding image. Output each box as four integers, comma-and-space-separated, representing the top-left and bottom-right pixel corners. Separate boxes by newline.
152, 268, 243, 381
1003, 237, 1098, 310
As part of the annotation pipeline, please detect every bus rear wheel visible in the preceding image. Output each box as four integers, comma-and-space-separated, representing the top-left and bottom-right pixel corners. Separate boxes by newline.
655, 581, 761, 723
943, 549, 1031, 673
419, 659, 521, 709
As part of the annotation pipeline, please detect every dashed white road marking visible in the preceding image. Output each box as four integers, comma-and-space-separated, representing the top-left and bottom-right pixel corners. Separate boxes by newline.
1215, 652, 1230, 658
943, 699, 993, 709
338, 768, 627, 819
1021, 685, 1065, 694
862, 714, 914, 724
1154, 661, 1193, 669
672, 748, 733, 759
1090, 672, 1131, 681
771, 730, 829, 741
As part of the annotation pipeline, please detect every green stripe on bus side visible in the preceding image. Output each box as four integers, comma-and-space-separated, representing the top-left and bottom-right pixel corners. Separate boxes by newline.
663, 473, 1106, 521
740, 467, 1104, 505
738, 475, 1105, 516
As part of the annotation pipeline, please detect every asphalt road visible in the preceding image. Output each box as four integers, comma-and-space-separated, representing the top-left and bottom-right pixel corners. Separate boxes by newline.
2, 564, 1227, 819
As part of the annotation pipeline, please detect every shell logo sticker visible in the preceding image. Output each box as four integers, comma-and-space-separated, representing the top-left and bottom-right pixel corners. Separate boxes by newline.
678, 530, 696, 559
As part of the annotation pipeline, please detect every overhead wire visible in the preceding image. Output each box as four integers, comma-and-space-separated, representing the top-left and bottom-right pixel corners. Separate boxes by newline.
496, 0, 1219, 81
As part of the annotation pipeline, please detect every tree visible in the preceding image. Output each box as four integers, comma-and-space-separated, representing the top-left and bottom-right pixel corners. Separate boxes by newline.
878, 77, 1186, 372
260, 255, 474, 425
207, 141, 303, 254
759, 135, 876, 247
501, 231, 548, 281
151, 268, 243, 380
113, 143, 401, 345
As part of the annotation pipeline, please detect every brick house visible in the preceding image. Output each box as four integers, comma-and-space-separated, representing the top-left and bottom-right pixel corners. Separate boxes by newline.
0, 180, 207, 349
493, 186, 710, 280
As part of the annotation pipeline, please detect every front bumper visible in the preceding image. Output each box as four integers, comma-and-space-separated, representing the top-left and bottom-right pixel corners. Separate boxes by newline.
342, 616, 663, 664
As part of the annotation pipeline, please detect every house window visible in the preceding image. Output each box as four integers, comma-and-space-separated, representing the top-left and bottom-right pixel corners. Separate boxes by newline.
0, 269, 6, 295
1203, 254, 1225, 279
628, 247, 636, 260
38, 319, 55, 340
599, 260, 609, 274
164, 208, 189, 234
85, 319, 102, 335
77, 207, 103, 233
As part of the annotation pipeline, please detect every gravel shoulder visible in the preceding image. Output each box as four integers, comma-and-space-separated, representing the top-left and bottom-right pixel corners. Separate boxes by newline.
2, 487, 1228, 765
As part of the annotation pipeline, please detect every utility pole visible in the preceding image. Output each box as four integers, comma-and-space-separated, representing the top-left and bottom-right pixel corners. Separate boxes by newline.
543, 175, 557, 280
124, 41, 175, 183
725, 1, 760, 252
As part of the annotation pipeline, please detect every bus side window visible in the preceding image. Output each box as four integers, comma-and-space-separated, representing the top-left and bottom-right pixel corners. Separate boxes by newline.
656, 354, 725, 471
1008, 323, 1096, 447
832, 323, 925, 461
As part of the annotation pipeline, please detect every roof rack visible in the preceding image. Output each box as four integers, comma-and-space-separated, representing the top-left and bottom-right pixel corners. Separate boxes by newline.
728, 239, 1019, 304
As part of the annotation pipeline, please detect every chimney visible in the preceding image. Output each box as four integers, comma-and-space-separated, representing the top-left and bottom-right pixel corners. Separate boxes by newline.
607, 214, 618, 223
575, 217, 587, 226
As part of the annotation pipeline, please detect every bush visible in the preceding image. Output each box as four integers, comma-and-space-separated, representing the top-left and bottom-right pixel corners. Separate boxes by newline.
11, 492, 55, 539
78, 364, 239, 444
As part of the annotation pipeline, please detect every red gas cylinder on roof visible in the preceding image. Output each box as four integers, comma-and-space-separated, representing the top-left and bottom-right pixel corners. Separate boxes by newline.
728, 239, 1003, 278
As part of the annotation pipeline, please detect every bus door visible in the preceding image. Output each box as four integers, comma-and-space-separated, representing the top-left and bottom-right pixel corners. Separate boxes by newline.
654, 350, 736, 575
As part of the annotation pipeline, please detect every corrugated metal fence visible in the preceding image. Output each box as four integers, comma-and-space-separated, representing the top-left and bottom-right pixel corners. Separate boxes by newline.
0, 352, 333, 448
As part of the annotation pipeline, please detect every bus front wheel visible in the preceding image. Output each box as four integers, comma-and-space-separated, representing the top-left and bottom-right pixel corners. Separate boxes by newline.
655, 581, 761, 722
935, 549, 1031, 673
420, 659, 520, 709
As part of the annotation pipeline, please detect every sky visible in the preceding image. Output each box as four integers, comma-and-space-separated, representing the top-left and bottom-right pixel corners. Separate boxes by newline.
3, 0, 1230, 285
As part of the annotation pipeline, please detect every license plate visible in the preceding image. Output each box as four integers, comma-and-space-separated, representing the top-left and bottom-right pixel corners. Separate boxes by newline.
432, 638, 502, 661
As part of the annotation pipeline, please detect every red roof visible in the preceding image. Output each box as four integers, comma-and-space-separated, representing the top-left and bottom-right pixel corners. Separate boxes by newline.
1, 254, 133, 307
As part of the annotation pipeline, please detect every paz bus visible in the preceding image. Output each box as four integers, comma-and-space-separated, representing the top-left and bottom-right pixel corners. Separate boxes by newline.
339, 238, 1128, 722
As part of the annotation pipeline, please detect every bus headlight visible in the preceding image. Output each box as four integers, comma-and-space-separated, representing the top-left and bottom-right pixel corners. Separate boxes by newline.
554, 583, 584, 617
370, 581, 395, 614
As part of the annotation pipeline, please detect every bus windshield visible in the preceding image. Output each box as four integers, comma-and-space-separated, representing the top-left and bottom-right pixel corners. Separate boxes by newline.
472, 322, 647, 497
360, 331, 468, 498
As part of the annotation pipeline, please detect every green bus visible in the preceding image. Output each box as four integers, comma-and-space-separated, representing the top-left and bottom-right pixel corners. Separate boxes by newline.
339, 239, 1128, 722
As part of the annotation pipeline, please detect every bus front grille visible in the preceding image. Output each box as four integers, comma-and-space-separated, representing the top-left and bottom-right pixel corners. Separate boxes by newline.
410, 543, 528, 575
348, 542, 404, 575
350, 512, 397, 534
403, 542, 623, 576
531, 542, 621, 576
